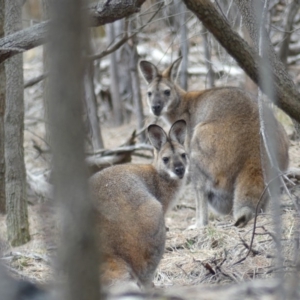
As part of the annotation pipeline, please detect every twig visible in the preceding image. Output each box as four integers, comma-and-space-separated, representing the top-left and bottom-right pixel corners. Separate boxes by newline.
85, 143, 153, 156
24, 72, 49, 88
89, 2, 163, 61
239, 237, 261, 256
232, 173, 285, 266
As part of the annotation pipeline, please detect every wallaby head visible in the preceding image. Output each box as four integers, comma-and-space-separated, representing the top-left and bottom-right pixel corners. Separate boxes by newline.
148, 119, 187, 180
139, 57, 183, 117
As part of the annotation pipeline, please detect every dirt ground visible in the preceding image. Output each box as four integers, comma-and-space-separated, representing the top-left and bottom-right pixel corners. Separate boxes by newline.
0, 47, 300, 293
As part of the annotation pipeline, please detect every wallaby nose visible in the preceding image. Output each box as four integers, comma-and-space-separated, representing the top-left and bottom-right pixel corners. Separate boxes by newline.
152, 104, 162, 116
175, 165, 185, 178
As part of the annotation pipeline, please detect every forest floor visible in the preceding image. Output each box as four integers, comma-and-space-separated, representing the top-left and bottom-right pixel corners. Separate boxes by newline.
0, 46, 300, 293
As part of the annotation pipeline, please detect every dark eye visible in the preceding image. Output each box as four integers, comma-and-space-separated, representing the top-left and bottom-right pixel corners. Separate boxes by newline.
181, 153, 186, 159
147, 91, 152, 97
162, 157, 169, 164
164, 90, 170, 96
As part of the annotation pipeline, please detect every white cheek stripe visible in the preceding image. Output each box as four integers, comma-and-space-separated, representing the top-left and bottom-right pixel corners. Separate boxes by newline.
167, 169, 179, 180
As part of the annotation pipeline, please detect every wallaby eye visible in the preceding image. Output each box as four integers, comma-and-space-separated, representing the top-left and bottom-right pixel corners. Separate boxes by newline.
162, 157, 169, 164
181, 153, 186, 159
164, 89, 171, 96
147, 91, 152, 97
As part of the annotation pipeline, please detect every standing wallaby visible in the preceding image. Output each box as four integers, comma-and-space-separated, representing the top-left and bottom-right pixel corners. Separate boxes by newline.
139, 58, 289, 228
90, 120, 188, 289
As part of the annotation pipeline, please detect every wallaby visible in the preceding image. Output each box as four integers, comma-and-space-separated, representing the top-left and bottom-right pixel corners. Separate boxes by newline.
139, 57, 289, 228
89, 120, 188, 289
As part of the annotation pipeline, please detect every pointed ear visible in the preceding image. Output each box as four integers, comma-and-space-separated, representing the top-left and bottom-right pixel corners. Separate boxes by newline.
162, 57, 182, 82
139, 60, 159, 84
169, 119, 187, 146
148, 124, 168, 151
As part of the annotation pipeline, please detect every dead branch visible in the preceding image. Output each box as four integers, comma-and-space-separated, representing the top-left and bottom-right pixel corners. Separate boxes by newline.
24, 72, 48, 88
105, 278, 288, 300
85, 143, 153, 157
182, 0, 300, 123
0, 0, 147, 63
86, 154, 132, 176
85, 130, 148, 175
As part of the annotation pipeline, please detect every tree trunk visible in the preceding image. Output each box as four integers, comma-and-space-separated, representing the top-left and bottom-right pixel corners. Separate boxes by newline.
42, 0, 50, 143
182, 0, 300, 123
0, 0, 5, 214
115, 19, 132, 122
235, 0, 300, 139
201, 26, 214, 88
106, 23, 123, 126
278, 0, 300, 66
84, 62, 104, 150
5, 0, 30, 246
177, 0, 189, 90
129, 30, 145, 142
48, 0, 100, 299
0, 1, 148, 64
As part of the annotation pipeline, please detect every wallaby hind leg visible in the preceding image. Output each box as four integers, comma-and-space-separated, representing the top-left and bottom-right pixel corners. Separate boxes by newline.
190, 168, 208, 228
101, 256, 140, 290
233, 164, 266, 227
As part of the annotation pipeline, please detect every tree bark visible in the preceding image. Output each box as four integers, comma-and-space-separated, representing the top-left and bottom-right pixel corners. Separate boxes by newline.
201, 26, 214, 88
84, 62, 104, 149
42, 0, 50, 143
5, 0, 30, 246
182, 0, 300, 123
48, 0, 100, 299
235, 0, 300, 139
278, 0, 300, 66
178, 0, 189, 90
129, 30, 145, 141
106, 23, 123, 126
0, 0, 6, 214
0, 0, 147, 63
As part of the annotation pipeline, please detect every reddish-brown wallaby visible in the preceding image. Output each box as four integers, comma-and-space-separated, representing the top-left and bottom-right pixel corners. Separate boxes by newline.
139, 57, 289, 228
90, 120, 188, 289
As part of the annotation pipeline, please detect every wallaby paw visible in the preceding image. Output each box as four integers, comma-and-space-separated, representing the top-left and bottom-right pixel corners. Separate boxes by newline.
234, 206, 254, 228
187, 220, 207, 230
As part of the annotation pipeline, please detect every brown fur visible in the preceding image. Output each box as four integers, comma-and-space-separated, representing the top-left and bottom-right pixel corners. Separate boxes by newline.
89, 120, 188, 289
139, 58, 289, 228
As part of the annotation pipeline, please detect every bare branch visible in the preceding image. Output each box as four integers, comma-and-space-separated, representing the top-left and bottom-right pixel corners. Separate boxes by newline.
279, 0, 300, 65
24, 72, 48, 88
0, 0, 147, 63
182, 0, 300, 123
89, 2, 162, 61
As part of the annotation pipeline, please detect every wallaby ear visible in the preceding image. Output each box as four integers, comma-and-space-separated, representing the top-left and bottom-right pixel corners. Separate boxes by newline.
162, 57, 182, 82
148, 124, 168, 151
139, 60, 159, 84
169, 119, 187, 146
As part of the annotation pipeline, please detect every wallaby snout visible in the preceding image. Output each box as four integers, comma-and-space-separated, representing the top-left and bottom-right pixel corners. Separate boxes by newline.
90, 120, 188, 290
151, 100, 163, 116
139, 58, 289, 228
174, 162, 185, 178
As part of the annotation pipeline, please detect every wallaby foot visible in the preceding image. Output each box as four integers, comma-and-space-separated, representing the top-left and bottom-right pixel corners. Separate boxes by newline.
234, 206, 254, 228
187, 217, 208, 229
